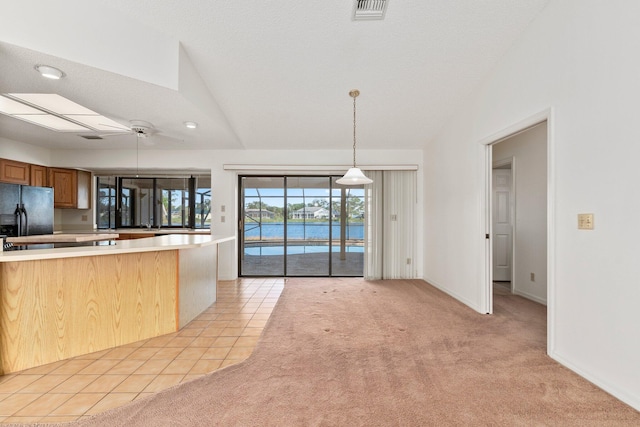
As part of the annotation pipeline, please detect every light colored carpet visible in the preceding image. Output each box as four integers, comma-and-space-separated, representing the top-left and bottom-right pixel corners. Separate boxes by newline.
26, 278, 640, 426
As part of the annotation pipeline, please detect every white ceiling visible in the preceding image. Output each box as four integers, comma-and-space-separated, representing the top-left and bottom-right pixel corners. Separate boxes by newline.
0, 0, 550, 151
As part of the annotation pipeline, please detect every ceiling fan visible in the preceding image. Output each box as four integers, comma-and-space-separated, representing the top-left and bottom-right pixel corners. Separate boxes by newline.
79, 119, 182, 145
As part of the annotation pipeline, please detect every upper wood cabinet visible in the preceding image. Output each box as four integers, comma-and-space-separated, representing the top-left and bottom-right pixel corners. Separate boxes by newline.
0, 158, 91, 208
30, 165, 48, 187
48, 168, 91, 209
0, 159, 30, 185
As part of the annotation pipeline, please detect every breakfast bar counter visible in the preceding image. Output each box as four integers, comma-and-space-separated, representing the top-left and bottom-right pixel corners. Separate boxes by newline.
0, 234, 234, 374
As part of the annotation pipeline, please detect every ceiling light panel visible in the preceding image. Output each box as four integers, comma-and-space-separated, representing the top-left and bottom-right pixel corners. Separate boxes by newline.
9, 93, 96, 115
13, 114, 91, 132
1, 93, 126, 133
64, 114, 127, 131
0, 95, 43, 114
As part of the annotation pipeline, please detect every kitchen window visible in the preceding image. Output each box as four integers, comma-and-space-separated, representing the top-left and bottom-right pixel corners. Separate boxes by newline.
95, 175, 211, 230
97, 177, 117, 229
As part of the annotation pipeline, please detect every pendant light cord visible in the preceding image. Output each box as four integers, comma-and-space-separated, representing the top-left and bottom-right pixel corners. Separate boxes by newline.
351, 89, 359, 168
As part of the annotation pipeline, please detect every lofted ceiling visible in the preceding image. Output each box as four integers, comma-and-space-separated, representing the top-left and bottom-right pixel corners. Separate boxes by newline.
0, 0, 550, 151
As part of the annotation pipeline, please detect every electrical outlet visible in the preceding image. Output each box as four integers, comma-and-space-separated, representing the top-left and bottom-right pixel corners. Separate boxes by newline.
81, 215, 88, 222
530, 272, 535, 281
221, 216, 226, 223
221, 205, 226, 212
406, 258, 411, 265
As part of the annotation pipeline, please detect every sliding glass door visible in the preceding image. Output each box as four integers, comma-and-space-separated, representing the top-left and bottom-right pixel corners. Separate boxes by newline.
285, 177, 330, 276
330, 176, 365, 276
241, 177, 285, 276
239, 176, 364, 277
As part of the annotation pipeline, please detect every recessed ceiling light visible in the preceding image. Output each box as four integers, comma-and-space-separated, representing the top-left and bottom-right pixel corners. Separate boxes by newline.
184, 121, 198, 129
34, 64, 65, 80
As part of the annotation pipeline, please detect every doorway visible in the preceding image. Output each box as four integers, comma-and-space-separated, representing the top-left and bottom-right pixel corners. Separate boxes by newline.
490, 121, 548, 307
492, 161, 514, 289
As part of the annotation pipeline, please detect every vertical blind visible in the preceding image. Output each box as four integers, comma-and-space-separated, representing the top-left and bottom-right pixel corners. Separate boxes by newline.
363, 170, 417, 279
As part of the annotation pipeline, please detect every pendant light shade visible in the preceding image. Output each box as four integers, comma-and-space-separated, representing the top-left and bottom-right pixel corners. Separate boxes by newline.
337, 167, 372, 185
337, 89, 373, 185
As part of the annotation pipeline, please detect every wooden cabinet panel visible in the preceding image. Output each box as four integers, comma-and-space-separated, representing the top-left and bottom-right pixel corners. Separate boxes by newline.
48, 168, 77, 208
47, 168, 91, 209
0, 160, 90, 207
29, 164, 48, 187
0, 251, 178, 373
0, 159, 30, 185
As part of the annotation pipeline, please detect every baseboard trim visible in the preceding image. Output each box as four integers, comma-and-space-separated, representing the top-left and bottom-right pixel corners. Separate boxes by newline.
550, 351, 640, 412
420, 276, 485, 314
513, 289, 547, 306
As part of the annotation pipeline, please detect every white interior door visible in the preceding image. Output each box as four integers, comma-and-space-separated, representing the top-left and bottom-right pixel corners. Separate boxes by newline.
492, 168, 513, 282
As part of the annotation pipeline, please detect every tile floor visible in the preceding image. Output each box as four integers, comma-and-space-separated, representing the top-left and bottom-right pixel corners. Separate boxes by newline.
0, 278, 284, 424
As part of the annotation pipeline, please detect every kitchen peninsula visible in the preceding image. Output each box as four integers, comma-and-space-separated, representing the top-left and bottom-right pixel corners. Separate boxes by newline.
0, 234, 234, 374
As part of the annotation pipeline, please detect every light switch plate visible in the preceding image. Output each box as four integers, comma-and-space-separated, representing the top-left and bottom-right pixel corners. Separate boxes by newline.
578, 213, 594, 230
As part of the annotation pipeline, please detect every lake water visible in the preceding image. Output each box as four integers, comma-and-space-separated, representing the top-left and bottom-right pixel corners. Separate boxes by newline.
244, 222, 364, 240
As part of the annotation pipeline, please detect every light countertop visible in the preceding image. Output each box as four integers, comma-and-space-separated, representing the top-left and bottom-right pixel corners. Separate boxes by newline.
0, 234, 235, 262
59, 228, 211, 235
8, 233, 118, 245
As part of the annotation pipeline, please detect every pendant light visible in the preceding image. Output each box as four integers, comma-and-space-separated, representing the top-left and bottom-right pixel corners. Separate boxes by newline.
336, 89, 373, 185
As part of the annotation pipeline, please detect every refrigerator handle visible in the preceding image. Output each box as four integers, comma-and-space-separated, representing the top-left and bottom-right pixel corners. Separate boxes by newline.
21, 204, 28, 236
14, 204, 22, 237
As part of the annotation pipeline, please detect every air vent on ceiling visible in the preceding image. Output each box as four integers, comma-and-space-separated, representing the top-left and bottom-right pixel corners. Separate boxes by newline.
353, 0, 388, 21
80, 134, 103, 140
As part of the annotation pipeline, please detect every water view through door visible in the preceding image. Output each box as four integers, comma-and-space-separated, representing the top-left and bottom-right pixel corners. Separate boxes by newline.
240, 176, 364, 276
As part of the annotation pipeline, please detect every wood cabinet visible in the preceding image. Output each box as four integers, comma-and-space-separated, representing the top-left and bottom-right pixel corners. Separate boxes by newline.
30, 164, 48, 187
0, 158, 91, 208
0, 158, 30, 185
0, 251, 178, 373
48, 168, 91, 209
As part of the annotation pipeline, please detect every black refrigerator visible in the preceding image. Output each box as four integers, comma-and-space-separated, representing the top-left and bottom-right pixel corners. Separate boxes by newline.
0, 183, 54, 237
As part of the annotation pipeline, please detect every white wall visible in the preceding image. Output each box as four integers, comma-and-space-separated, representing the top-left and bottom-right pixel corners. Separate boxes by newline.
423, 0, 640, 410
0, 137, 51, 165
493, 122, 547, 304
